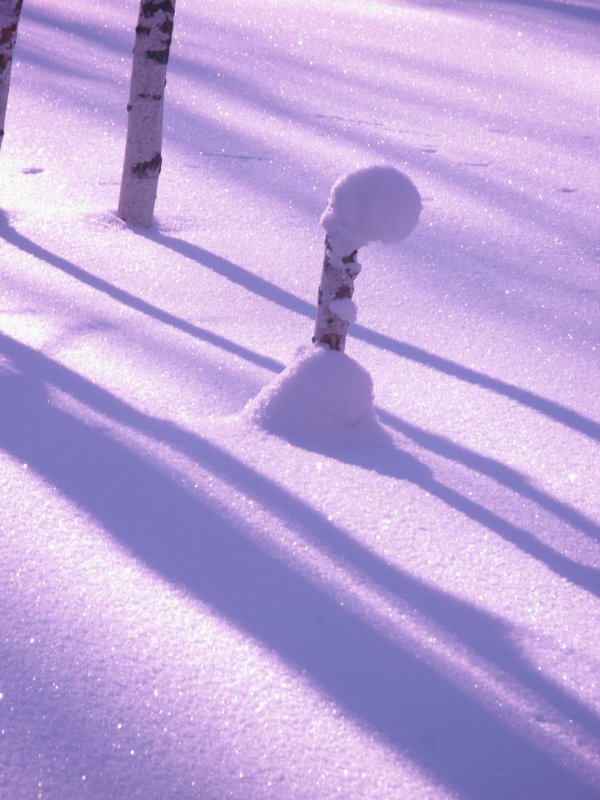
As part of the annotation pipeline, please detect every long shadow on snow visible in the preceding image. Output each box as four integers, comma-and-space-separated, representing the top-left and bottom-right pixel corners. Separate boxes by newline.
1, 332, 599, 800
377, 409, 600, 543
412, 0, 600, 25
161, 28, 595, 256
0, 219, 280, 374
146, 230, 600, 443
21, 5, 132, 57
273, 422, 600, 603
3, 218, 596, 542
3, 220, 595, 542
487, 0, 600, 23
20, 4, 595, 259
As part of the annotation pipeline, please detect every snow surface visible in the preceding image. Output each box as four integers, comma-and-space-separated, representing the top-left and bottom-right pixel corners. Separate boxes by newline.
1, 0, 599, 799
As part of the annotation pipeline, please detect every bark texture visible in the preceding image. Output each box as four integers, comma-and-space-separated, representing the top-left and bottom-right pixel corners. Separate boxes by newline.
118, 0, 176, 226
0, 0, 23, 154
312, 236, 360, 352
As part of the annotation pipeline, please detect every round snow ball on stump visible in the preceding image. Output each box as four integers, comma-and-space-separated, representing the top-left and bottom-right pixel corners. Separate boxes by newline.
320, 165, 422, 253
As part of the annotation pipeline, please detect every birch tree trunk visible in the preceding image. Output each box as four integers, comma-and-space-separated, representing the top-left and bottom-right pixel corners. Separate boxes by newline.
118, 0, 176, 226
312, 237, 360, 352
0, 0, 23, 155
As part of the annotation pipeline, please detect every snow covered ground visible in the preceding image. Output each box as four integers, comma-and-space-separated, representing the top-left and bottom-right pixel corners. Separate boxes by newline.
1, 0, 599, 797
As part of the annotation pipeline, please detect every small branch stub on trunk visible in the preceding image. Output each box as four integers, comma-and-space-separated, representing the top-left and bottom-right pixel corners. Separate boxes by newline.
313, 165, 422, 352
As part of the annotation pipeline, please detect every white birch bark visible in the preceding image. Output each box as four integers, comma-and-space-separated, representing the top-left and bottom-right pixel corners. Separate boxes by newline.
0, 0, 23, 155
118, 0, 176, 226
312, 238, 360, 352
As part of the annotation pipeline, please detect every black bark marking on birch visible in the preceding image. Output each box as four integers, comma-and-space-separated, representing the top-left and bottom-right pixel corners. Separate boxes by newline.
138, 92, 163, 100
132, 152, 162, 178
342, 250, 358, 263
0, 0, 23, 50
335, 285, 353, 299
319, 332, 343, 351
126, 103, 132, 112
141, 0, 175, 17
146, 49, 169, 64
135, 24, 151, 36
0, 24, 17, 48
160, 19, 174, 35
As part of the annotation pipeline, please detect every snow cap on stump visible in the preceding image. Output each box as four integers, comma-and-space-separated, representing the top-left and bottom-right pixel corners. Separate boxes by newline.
320, 165, 422, 254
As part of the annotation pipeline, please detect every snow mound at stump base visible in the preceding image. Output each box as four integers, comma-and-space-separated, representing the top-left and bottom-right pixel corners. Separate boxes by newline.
244, 346, 391, 448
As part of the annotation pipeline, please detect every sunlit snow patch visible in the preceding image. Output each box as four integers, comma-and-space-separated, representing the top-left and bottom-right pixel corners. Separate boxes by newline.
244, 346, 391, 448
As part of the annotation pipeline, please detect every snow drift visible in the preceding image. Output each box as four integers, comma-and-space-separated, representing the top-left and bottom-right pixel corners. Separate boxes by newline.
244, 346, 391, 448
